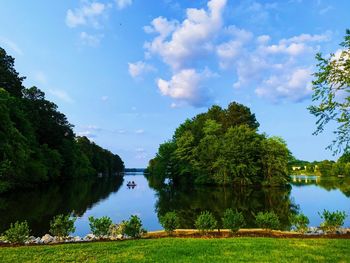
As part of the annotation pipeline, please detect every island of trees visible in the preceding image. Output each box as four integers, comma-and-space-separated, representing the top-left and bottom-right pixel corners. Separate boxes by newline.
147, 103, 291, 187
0, 47, 124, 193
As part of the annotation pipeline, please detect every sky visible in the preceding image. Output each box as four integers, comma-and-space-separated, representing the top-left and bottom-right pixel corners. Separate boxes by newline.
0, 0, 349, 167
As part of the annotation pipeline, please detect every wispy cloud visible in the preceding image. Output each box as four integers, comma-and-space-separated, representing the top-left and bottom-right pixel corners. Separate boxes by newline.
115, 0, 133, 10
66, 2, 108, 28
128, 61, 155, 78
0, 37, 23, 56
80, 32, 103, 47
49, 88, 74, 103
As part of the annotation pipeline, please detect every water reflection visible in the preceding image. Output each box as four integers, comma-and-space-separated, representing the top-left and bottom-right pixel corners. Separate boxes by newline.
151, 184, 298, 230
0, 176, 123, 236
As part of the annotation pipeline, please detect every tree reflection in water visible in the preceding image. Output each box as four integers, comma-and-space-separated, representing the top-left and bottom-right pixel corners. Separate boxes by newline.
0, 176, 123, 236
150, 182, 299, 230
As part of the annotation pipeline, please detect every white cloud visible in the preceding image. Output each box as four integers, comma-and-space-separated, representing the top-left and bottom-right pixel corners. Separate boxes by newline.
101, 95, 109, 101
255, 68, 313, 102
80, 32, 103, 47
135, 147, 147, 160
216, 30, 330, 102
33, 71, 48, 85
49, 89, 74, 103
135, 129, 144, 134
142, 0, 226, 106
66, 2, 107, 28
0, 37, 23, 55
77, 130, 96, 139
145, 0, 226, 70
157, 69, 212, 106
128, 61, 155, 78
115, 0, 132, 9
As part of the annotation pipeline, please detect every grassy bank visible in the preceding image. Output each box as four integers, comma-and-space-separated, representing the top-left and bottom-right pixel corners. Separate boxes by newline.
1, 237, 349, 262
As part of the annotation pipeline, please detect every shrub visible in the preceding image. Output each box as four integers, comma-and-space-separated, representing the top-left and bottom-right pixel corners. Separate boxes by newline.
124, 215, 146, 238
319, 209, 347, 233
3, 221, 30, 244
88, 216, 112, 237
290, 213, 309, 233
160, 211, 180, 234
49, 214, 76, 239
109, 221, 128, 237
255, 211, 280, 230
195, 211, 217, 234
222, 209, 245, 233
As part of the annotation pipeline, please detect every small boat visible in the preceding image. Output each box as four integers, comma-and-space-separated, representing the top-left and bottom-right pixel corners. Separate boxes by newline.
127, 181, 137, 187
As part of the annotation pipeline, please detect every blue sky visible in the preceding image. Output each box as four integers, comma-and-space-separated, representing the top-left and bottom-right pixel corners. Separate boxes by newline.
0, 0, 349, 167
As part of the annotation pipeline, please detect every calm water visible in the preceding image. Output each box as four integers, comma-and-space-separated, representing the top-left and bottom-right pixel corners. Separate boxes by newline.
0, 172, 349, 236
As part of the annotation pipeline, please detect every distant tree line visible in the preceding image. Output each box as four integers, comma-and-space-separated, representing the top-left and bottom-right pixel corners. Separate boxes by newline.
289, 152, 350, 177
0, 47, 124, 193
147, 103, 291, 187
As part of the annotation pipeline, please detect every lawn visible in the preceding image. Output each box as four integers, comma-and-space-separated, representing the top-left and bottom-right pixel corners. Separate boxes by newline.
0, 237, 349, 262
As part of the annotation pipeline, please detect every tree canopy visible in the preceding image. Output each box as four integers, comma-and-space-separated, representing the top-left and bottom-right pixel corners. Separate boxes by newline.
309, 29, 350, 154
0, 47, 124, 193
147, 103, 291, 187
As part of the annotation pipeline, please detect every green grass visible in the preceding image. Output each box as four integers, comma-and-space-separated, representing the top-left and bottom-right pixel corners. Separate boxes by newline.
0, 237, 349, 262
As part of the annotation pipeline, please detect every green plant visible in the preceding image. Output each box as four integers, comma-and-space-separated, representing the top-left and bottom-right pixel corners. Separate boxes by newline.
255, 211, 280, 230
88, 216, 112, 237
109, 221, 128, 237
3, 221, 30, 244
319, 210, 347, 233
195, 211, 217, 234
290, 213, 309, 233
49, 214, 76, 239
160, 211, 180, 234
124, 215, 146, 238
222, 209, 245, 233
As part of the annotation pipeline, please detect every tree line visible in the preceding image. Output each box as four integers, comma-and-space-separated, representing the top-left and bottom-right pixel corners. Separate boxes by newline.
0, 47, 124, 193
147, 103, 291, 187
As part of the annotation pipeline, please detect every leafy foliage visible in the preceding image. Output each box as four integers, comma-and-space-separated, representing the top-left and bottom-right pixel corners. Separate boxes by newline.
255, 211, 280, 230
109, 221, 128, 237
147, 102, 291, 187
2, 221, 30, 244
160, 211, 180, 234
88, 216, 113, 237
0, 47, 124, 193
309, 29, 350, 154
222, 209, 245, 233
290, 213, 309, 233
124, 215, 146, 238
319, 209, 347, 233
195, 211, 217, 233
49, 214, 76, 239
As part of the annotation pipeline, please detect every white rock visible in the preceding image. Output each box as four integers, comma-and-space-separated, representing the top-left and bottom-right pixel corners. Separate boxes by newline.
73, 236, 82, 242
41, 234, 54, 244
117, 234, 123, 240
85, 234, 96, 240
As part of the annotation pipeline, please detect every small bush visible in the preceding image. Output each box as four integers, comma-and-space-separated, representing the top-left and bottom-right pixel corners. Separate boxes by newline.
222, 209, 245, 233
109, 221, 128, 237
88, 216, 112, 237
3, 221, 30, 244
160, 211, 180, 234
49, 214, 76, 239
124, 215, 146, 238
255, 211, 280, 230
319, 209, 347, 233
290, 213, 309, 233
195, 211, 217, 234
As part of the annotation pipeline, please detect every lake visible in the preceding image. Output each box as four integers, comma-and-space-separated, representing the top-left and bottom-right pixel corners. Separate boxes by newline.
0, 172, 349, 236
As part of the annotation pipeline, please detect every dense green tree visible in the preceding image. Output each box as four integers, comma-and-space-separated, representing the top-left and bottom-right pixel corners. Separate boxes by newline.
148, 102, 290, 187
309, 29, 350, 154
0, 47, 124, 193
0, 47, 24, 97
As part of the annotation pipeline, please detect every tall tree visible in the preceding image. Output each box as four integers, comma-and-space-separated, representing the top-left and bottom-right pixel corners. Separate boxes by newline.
309, 29, 350, 154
